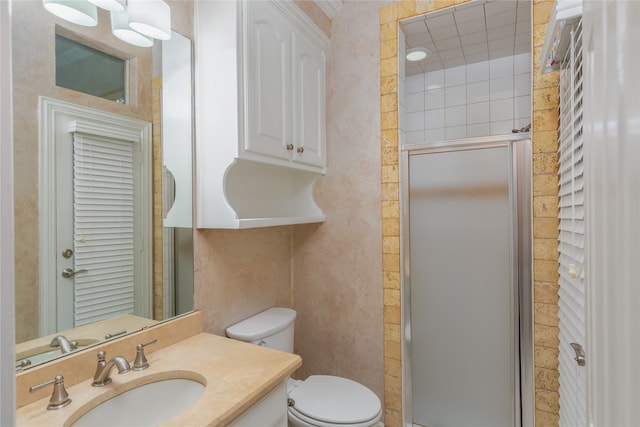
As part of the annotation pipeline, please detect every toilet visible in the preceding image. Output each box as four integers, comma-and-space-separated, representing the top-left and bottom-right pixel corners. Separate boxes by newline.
225, 308, 383, 427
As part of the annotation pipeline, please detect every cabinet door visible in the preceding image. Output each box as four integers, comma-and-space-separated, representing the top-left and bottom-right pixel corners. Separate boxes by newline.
245, 1, 291, 161
229, 382, 287, 427
292, 30, 326, 168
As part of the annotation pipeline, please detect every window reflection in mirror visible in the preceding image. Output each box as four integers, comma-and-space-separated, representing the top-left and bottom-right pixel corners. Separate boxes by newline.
55, 34, 127, 103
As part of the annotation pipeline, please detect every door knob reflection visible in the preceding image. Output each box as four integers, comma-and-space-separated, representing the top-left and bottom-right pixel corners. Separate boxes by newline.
61, 268, 88, 279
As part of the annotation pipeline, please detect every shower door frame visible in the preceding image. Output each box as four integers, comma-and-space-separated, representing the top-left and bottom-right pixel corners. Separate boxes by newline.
399, 134, 534, 427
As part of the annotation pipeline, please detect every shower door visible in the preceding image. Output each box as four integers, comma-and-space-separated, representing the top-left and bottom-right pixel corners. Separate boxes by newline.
401, 136, 533, 427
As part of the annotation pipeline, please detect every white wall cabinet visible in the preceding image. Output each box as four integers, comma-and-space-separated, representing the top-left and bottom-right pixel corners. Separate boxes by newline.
244, 1, 290, 163
195, 0, 328, 229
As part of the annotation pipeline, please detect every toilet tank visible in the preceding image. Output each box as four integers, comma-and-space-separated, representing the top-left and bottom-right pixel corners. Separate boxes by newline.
225, 308, 296, 353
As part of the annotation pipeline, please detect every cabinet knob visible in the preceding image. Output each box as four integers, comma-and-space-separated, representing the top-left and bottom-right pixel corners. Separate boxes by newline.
297, 147, 304, 154
286, 144, 294, 151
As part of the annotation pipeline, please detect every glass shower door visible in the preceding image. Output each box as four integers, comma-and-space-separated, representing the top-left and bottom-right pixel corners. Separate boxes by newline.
408, 144, 517, 427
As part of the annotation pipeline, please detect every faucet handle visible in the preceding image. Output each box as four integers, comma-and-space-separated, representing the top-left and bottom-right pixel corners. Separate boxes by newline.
132, 338, 157, 371
93, 351, 107, 380
29, 375, 72, 410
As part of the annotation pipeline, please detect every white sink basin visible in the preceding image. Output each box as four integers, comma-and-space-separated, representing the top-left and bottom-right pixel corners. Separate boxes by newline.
72, 378, 205, 427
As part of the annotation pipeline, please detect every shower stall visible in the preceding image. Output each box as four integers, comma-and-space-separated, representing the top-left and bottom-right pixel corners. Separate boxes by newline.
400, 134, 533, 427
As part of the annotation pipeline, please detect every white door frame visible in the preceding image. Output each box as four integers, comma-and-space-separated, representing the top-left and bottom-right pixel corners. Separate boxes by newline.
38, 97, 152, 335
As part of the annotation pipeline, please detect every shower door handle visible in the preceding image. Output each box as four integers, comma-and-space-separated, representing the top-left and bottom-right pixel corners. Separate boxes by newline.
570, 343, 586, 366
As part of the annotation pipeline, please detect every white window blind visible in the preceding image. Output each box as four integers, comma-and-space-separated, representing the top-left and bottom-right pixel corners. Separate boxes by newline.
72, 133, 135, 326
557, 19, 586, 427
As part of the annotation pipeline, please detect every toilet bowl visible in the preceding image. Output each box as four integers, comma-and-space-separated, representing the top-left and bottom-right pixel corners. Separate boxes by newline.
226, 308, 382, 427
287, 376, 382, 427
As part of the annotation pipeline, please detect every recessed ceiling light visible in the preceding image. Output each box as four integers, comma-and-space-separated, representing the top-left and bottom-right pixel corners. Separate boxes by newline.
406, 47, 431, 62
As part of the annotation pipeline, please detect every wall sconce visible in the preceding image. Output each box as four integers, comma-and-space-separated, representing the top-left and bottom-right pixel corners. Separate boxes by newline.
42, 0, 171, 46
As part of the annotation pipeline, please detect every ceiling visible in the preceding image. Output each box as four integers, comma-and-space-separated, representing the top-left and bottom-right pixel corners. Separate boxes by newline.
401, 0, 531, 76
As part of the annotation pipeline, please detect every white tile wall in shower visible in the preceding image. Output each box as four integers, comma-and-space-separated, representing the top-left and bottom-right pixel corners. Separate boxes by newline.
406, 111, 425, 132
400, 53, 531, 143
467, 61, 490, 83
445, 66, 466, 87
406, 91, 425, 112
467, 80, 490, 104
425, 88, 444, 110
405, 73, 424, 94
445, 85, 466, 107
425, 69, 444, 89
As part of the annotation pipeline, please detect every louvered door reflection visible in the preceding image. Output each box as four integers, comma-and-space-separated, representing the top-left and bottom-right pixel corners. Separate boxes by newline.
557, 18, 586, 427
72, 133, 135, 326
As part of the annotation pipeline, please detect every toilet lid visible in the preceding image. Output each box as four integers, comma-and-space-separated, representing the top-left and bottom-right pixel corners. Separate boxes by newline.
289, 375, 381, 424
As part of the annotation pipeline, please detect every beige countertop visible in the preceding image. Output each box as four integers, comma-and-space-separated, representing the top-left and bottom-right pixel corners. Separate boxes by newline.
16, 332, 302, 427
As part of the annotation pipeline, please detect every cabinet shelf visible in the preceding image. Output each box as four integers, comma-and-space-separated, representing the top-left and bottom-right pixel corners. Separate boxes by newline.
196, 159, 325, 229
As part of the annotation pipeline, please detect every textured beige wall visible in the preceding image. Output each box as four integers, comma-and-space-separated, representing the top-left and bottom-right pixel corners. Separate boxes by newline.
194, 227, 294, 335
379, 1, 561, 426
292, 0, 385, 400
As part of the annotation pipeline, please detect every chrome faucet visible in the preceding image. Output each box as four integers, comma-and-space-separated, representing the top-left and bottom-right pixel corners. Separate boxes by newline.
50, 335, 77, 354
92, 351, 131, 387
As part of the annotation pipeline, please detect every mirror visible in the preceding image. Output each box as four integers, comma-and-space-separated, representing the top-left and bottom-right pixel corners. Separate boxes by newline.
12, 0, 195, 370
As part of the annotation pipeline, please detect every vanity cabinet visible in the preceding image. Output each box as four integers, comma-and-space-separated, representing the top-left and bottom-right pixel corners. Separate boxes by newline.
229, 381, 288, 427
195, 0, 328, 229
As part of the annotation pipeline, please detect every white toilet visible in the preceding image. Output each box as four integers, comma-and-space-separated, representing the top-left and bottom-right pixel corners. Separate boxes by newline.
225, 307, 383, 427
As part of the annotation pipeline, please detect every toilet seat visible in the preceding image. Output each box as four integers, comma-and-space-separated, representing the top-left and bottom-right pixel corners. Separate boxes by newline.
288, 375, 382, 427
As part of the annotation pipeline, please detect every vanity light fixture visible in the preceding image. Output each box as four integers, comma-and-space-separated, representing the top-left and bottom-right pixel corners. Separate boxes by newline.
87, 0, 125, 12
406, 47, 431, 62
42, 0, 171, 47
42, 0, 98, 27
127, 0, 172, 41
111, 10, 154, 48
